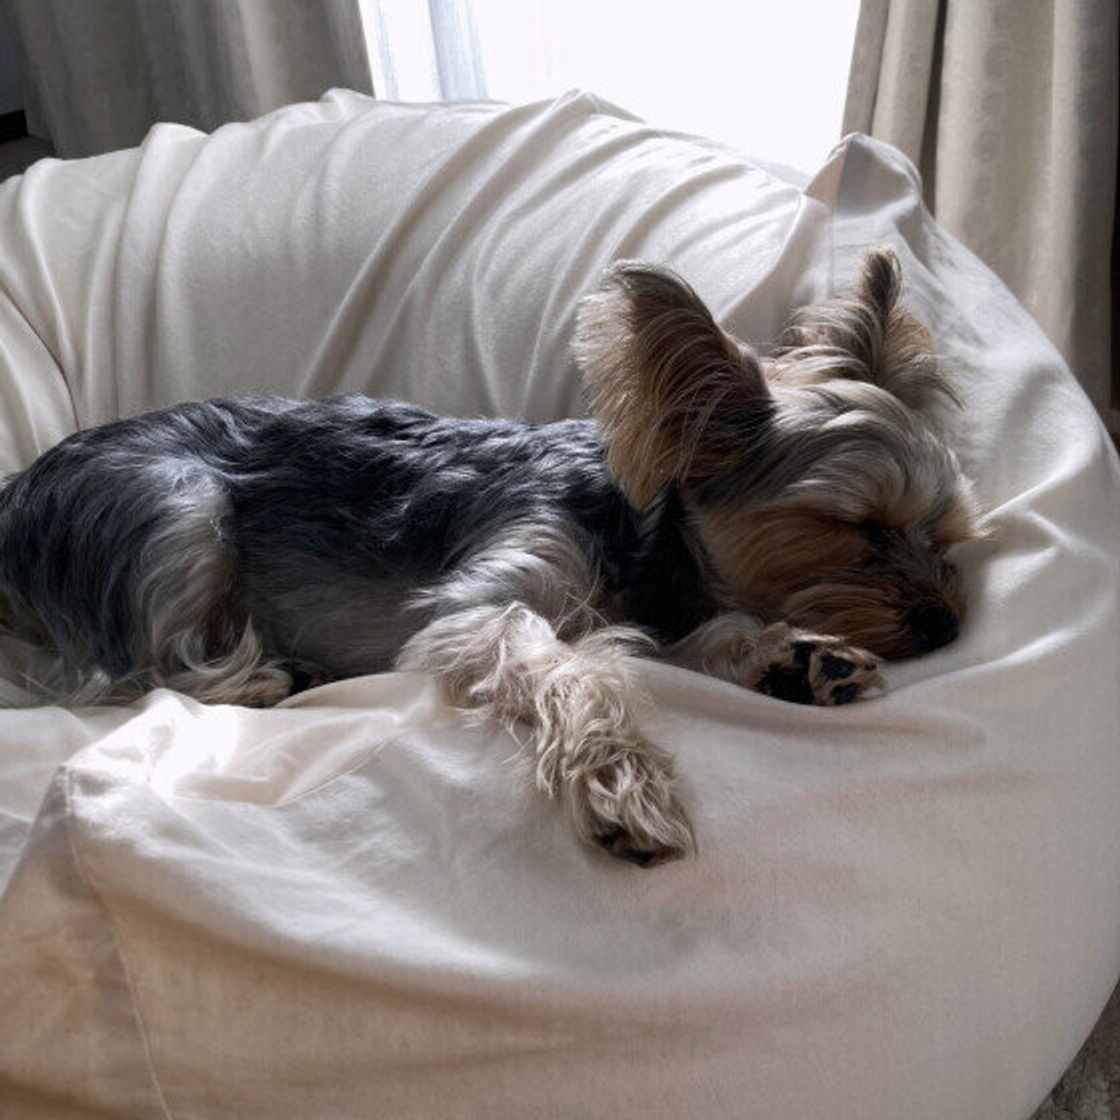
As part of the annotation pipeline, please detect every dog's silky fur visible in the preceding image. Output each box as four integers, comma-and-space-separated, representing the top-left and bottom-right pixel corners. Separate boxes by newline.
0, 247, 983, 865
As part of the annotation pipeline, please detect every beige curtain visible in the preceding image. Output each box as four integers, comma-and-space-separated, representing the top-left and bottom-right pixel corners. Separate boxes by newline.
845, 0, 1119, 435
1, 0, 373, 158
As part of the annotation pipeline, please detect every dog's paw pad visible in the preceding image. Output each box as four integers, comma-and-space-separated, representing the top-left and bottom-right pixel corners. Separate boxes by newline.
819, 652, 855, 680
829, 681, 861, 705
592, 827, 685, 867
754, 626, 882, 706
756, 663, 816, 705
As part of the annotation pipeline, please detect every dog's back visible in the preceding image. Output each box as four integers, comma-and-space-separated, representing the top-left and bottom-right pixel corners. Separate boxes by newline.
225, 397, 624, 679
0, 395, 643, 702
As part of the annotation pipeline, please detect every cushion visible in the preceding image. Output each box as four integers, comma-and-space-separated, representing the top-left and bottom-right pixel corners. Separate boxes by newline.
0, 89, 1118, 1120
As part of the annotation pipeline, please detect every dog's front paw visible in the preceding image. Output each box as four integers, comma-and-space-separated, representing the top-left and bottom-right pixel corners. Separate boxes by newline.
749, 623, 883, 706
569, 743, 695, 867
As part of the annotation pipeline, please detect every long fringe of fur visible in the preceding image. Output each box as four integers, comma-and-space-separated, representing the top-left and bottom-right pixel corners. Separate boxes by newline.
770, 246, 958, 411
14, 474, 291, 708
574, 262, 770, 507
397, 603, 694, 863
410, 518, 609, 639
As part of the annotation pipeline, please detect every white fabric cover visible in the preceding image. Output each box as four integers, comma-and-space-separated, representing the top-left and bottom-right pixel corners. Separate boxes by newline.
0, 90, 1118, 1120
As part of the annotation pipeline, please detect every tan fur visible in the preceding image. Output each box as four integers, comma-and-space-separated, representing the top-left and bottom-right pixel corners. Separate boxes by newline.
574, 262, 769, 508
575, 246, 987, 663
769, 247, 957, 410
411, 517, 613, 638
690, 502, 972, 659
398, 603, 693, 865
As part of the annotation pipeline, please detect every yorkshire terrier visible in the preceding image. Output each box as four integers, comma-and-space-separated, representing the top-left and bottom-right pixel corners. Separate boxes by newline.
0, 247, 982, 865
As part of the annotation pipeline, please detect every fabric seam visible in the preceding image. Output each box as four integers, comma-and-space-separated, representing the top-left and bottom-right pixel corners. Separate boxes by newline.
0, 283, 81, 435
61, 765, 175, 1120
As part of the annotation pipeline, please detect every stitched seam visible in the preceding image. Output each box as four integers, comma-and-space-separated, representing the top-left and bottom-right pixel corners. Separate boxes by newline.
164, 738, 391, 808
61, 765, 175, 1120
0, 284, 82, 435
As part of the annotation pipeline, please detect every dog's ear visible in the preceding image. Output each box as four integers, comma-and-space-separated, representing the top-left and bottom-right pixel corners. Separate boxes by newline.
777, 246, 957, 411
574, 262, 771, 508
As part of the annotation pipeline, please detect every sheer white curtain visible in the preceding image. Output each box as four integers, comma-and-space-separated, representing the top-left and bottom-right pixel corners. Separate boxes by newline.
359, 0, 486, 102
364, 0, 860, 173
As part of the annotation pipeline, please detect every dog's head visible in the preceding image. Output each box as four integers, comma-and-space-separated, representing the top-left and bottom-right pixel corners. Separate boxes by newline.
574, 248, 984, 659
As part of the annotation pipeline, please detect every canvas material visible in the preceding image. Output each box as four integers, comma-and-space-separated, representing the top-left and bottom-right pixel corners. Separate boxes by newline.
0, 90, 1117, 1120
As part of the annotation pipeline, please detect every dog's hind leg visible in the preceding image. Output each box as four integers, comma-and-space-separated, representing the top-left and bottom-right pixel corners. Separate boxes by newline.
398, 602, 694, 865
118, 473, 293, 707
2, 460, 292, 708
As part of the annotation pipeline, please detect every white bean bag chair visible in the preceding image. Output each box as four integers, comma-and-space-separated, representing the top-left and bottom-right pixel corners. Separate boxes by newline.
0, 90, 1118, 1120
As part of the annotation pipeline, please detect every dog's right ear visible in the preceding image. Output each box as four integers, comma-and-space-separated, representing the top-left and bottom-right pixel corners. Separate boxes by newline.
574, 262, 771, 508
777, 247, 957, 411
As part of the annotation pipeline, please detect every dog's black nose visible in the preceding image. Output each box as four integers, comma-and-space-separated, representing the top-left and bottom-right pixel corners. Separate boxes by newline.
908, 603, 959, 652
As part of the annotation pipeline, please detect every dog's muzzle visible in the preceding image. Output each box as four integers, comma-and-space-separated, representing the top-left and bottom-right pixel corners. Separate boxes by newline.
907, 602, 959, 652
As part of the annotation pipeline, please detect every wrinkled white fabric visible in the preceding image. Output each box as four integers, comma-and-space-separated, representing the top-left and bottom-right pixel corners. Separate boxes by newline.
0, 90, 1117, 1120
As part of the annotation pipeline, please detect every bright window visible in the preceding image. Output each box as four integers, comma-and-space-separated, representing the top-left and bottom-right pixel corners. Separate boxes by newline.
365, 0, 860, 173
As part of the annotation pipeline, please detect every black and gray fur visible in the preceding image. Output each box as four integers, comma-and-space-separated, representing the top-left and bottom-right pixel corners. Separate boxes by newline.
0, 397, 709, 690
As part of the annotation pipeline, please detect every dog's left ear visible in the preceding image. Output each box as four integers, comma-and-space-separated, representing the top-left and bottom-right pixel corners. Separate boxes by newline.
778, 246, 958, 411
575, 262, 771, 508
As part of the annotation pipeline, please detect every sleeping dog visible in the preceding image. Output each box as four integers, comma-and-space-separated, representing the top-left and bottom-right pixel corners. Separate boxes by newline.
0, 248, 982, 865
